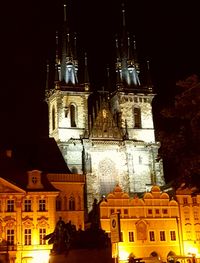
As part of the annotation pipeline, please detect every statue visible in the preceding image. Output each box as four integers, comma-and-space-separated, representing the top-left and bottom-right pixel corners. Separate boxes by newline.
44, 217, 76, 255
88, 198, 101, 230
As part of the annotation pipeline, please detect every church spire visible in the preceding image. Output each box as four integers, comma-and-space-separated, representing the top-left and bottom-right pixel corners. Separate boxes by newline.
60, 1, 78, 85
115, 2, 141, 89
84, 52, 90, 91
146, 60, 153, 92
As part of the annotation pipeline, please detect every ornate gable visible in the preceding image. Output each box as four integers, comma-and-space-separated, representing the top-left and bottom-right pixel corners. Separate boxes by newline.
90, 100, 123, 140
0, 178, 25, 194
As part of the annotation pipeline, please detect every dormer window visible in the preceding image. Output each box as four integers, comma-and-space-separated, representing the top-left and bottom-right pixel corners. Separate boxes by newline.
27, 170, 43, 189
32, 176, 37, 184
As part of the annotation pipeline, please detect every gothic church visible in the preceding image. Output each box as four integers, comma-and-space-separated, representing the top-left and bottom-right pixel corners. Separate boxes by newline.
45, 2, 165, 210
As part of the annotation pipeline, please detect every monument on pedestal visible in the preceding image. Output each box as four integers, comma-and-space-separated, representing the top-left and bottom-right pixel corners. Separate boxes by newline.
45, 200, 113, 263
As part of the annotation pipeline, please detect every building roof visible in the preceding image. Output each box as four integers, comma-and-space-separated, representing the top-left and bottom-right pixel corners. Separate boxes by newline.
0, 137, 72, 192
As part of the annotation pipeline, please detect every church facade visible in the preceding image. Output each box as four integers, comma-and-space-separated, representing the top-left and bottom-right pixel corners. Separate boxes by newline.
45, 3, 165, 210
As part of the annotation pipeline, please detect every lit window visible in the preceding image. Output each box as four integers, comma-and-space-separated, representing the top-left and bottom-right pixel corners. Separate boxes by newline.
192, 197, 197, 205
24, 199, 32, 212
39, 228, 46, 245
128, 232, 134, 242
170, 231, 176, 241
24, 229, 31, 245
149, 231, 155, 241
7, 229, 14, 245
183, 197, 188, 205
160, 231, 166, 241
39, 199, 46, 211
7, 200, 14, 212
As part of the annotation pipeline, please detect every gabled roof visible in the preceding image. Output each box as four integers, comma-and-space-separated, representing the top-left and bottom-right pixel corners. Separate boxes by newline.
90, 98, 123, 140
0, 137, 72, 192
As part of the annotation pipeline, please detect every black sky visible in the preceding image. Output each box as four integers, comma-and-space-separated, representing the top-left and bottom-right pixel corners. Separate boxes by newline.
1, 0, 200, 145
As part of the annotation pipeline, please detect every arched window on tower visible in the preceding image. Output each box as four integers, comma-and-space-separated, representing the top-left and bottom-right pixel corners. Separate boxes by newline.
70, 104, 76, 127
52, 106, 56, 130
69, 196, 75, 211
133, 107, 141, 128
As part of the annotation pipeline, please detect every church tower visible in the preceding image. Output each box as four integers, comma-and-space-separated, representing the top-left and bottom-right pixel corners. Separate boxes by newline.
45, 2, 165, 211
46, 3, 90, 174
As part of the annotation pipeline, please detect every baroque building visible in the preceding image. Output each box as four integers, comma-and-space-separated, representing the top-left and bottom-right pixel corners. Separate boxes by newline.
0, 143, 85, 263
45, 2, 165, 211
100, 184, 200, 263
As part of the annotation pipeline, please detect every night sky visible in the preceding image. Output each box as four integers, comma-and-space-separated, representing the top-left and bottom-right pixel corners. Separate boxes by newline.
1, 0, 200, 145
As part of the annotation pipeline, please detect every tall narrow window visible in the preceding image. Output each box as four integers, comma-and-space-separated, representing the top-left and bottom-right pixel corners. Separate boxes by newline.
149, 231, 155, 241
70, 105, 76, 127
24, 199, 32, 212
69, 196, 75, 211
7, 229, 14, 245
160, 231, 166, 241
133, 107, 141, 128
170, 231, 176, 241
39, 228, 46, 245
183, 197, 188, 205
7, 200, 14, 212
39, 199, 46, 211
128, 232, 134, 242
52, 107, 55, 130
24, 229, 31, 245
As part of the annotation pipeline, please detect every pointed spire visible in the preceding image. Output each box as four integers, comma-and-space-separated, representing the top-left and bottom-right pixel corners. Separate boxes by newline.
63, 3, 67, 22
133, 35, 139, 71
74, 33, 77, 60
55, 31, 60, 82
146, 60, 153, 92
84, 52, 90, 91
122, 2, 126, 28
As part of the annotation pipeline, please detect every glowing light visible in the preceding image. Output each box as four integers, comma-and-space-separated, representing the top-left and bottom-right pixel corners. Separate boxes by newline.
118, 247, 129, 261
32, 250, 50, 263
187, 246, 198, 256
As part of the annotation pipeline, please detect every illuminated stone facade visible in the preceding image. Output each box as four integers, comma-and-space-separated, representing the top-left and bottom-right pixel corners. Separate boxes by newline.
46, 3, 165, 211
0, 166, 85, 263
99, 185, 200, 262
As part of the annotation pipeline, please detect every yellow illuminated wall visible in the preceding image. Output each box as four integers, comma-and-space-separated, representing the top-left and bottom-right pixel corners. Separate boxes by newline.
0, 170, 85, 263
100, 185, 200, 262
